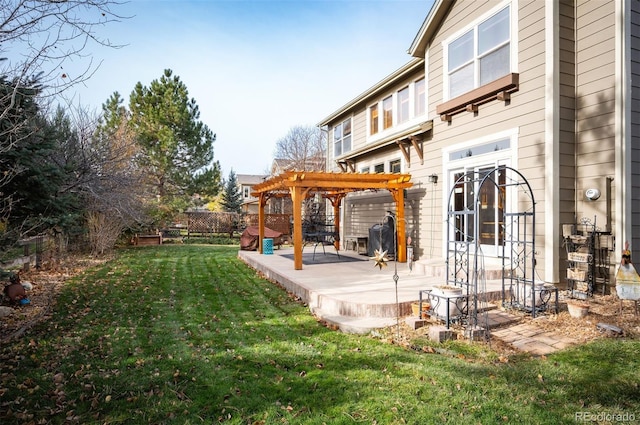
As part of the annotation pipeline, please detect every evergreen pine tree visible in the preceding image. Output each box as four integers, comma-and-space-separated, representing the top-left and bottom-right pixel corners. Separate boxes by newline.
128, 69, 221, 203
221, 170, 242, 213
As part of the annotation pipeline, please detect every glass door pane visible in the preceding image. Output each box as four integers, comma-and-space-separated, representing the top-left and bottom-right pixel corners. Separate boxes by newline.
477, 165, 506, 254
452, 171, 474, 242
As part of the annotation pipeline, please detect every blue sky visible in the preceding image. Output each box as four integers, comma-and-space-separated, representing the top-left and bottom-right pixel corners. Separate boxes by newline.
66, 0, 433, 176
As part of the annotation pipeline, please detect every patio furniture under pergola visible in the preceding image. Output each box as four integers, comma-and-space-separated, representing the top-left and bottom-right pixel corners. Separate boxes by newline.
251, 171, 413, 270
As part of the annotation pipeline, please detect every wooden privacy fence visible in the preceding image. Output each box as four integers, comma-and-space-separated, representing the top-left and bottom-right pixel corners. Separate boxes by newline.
185, 212, 292, 237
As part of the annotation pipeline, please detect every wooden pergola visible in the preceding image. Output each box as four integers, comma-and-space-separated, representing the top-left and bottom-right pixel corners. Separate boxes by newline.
251, 171, 413, 270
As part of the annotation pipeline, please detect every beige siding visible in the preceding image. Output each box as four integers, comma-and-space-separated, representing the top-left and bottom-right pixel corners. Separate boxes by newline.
351, 108, 367, 149
558, 0, 576, 232
574, 0, 615, 230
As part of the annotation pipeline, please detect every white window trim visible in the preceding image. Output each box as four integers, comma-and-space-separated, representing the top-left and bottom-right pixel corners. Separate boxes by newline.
441, 0, 519, 102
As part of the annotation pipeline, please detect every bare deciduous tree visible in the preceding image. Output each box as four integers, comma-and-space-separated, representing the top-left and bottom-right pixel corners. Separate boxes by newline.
0, 0, 127, 100
67, 104, 149, 254
273, 125, 326, 171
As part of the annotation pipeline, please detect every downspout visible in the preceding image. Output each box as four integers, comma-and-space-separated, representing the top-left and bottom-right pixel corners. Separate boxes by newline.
615, 0, 631, 254
573, 0, 578, 225
544, 0, 560, 284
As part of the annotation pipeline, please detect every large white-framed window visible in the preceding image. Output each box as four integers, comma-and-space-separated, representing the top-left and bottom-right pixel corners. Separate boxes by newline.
333, 118, 352, 157
443, 128, 518, 257
443, 2, 515, 100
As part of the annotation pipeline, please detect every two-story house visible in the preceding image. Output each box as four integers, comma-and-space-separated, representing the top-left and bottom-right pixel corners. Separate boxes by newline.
318, 0, 639, 287
237, 174, 268, 214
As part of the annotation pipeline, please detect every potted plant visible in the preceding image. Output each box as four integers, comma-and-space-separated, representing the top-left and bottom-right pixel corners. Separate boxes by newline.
566, 300, 590, 318
411, 301, 430, 318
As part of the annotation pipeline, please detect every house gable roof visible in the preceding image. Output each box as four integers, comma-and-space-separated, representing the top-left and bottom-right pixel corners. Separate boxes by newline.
408, 0, 454, 58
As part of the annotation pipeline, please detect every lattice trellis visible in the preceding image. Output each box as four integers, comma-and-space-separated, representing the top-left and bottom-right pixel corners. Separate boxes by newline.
187, 212, 237, 235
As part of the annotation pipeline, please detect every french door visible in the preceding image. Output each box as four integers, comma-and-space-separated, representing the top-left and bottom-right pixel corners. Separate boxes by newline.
450, 162, 507, 257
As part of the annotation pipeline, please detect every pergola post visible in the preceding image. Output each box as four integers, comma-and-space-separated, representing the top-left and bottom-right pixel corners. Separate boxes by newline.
327, 194, 345, 250
258, 194, 266, 254
291, 186, 304, 270
391, 189, 407, 263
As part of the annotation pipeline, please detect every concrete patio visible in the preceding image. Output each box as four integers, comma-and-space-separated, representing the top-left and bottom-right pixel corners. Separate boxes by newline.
237, 245, 506, 333
238, 245, 578, 355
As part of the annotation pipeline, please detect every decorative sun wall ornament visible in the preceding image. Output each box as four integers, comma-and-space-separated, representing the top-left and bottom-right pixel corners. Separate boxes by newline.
370, 249, 389, 270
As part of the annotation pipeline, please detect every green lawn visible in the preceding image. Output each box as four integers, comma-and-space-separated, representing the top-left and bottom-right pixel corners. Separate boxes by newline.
1, 245, 638, 424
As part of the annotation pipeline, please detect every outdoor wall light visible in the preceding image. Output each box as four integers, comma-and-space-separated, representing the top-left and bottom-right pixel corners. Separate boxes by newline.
585, 188, 601, 201
428, 174, 438, 184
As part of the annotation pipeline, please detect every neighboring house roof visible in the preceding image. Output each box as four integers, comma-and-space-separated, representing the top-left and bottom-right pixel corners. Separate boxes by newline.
236, 174, 268, 185
271, 159, 291, 174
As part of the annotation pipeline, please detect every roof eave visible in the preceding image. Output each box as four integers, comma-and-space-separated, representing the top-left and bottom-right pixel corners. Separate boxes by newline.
408, 0, 453, 58
316, 57, 425, 127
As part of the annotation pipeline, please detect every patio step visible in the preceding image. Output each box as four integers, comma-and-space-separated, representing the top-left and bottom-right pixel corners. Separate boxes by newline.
414, 257, 509, 280
315, 312, 399, 335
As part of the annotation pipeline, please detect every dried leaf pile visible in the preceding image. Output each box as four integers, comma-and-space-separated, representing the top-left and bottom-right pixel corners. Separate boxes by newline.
522, 292, 640, 342
0, 256, 111, 343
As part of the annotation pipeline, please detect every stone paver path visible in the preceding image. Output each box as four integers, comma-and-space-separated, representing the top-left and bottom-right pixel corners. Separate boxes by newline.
488, 312, 578, 355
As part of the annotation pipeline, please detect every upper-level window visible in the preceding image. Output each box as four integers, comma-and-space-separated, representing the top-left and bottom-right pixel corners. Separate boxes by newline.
333, 118, 352, 157
414, 78, 425, 116
382, 96, 393, 129
369, 105, 379, 135
446, 5, 511, 99
374, 163, 385, 173
243, 187, 249, 198
368, 77, 426, 137
397, 87, 409, 124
